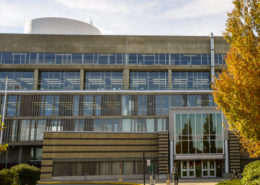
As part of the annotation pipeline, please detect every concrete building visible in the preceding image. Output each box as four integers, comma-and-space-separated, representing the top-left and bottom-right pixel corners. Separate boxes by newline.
0, 18, 256, 180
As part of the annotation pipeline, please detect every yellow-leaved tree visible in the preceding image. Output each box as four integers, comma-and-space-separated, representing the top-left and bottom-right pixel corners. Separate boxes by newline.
212, 0, 260, 157
0, 115, 8, 152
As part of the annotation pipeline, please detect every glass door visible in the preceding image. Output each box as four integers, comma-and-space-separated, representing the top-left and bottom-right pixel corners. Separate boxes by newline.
202, 160, 216, 177
181, 160, 195, 178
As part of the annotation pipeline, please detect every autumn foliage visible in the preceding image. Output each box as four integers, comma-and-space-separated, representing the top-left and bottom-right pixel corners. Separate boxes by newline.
212, 0, 260, 157
0, 115, 8, 153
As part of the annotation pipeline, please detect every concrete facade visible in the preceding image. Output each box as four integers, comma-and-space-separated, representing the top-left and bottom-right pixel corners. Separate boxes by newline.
0, 33, 256, 180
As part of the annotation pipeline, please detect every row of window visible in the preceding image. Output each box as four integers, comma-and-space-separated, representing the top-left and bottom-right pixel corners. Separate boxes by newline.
0, 52, 226, 65
175, 113, 223, 154
0, 71, 211, 90
0, 94, 215, 117
2, 118, 168, 142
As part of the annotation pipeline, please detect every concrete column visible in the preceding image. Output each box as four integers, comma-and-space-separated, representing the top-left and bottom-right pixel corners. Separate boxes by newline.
170, 140, 174, 175
33, 69, 39, 90
123, 68, 129, 90
80, 69, 84, 90
225, 140, 229, 173
210, 32, 215, 83
168, 69, 172, 90
18, 146, 22, 164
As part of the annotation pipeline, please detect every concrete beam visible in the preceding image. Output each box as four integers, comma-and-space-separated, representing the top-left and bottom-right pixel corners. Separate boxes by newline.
0, 34, 229, 54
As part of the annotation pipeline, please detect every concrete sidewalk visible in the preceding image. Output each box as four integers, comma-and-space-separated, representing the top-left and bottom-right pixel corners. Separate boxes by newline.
38, 178, 228, 185
127, 178, 226, 185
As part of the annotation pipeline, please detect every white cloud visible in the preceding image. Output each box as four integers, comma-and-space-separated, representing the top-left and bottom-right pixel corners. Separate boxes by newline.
162, 0, 234, 20
0, 0, 234, 35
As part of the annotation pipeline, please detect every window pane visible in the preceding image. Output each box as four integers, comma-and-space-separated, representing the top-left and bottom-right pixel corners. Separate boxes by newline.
130, 72, 168, 90
36, 120, 46, 140
40, 72, 80, 90
20, 120, 30, 141
172, 72, 210, 90
0, 71, 33, 90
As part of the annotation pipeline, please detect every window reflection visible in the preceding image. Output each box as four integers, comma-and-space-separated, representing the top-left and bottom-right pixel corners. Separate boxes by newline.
172, 72, 210, 90
175, 113, 223, 154
1, 52, 213, 66
20, 120, 30, 141
40, 71, 80, 90
85, 72, 123, 90
0, 71, 33, 90
130, 72, 168, 90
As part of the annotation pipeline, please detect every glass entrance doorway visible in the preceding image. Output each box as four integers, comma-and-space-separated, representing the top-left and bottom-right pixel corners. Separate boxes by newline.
180, 160, 216, 178
202, 160, 216, 177
181, 161, 195, 178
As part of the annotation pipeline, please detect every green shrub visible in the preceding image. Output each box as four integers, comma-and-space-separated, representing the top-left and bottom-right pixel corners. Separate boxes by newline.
217, 179, 241, 185
241, 160, 260, 185
10, 164, 40, 185
0, 169, 14, 185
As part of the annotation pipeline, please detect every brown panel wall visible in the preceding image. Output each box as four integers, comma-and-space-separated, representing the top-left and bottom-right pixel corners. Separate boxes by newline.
40, 132, 162, 179
228, 131, 241, 172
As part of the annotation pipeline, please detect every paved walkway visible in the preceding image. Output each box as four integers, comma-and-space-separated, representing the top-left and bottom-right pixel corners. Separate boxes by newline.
38, 178, 227, 185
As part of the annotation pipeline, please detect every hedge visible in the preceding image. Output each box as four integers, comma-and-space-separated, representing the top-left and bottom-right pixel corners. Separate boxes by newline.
0, 164, 40, 185
241, 160, 260, 185
217, 179, 241, 185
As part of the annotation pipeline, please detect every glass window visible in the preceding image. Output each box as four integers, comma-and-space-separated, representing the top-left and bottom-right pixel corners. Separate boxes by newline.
157, 119, 167, 131
0, 71, 33, 90
130, 72, 168, 90
138, 95, 147, 116
216, 114, 223, 135
146, 119, 155, 132
176, 114, 182, 138
122, 119, 131, 132
7, 95, 20, 117
36, 120, 46, 140
54, 96, 59, 116
45, 53, 55, 64
95, 95, 101, 116
189, 114, 195, 136
20, 120, 30, 141
85, 72, 123, 90
128, 54, 138, 65
44, 96, 54, 116
72, 53, 82, 64
83, 95, 93, 116
181, 114, 189, 136
202, 54, 210, 65
83, 54, 96, 64
175, 113, 223, 154
215, 54, 226, 65
30, 120, 36, 141
93, 119, 103, 131
172, 72, 210, 90
39, 71, 80, 90
73, 96, 79, 116
11, 120, 18, 142
121, 95, 130, 116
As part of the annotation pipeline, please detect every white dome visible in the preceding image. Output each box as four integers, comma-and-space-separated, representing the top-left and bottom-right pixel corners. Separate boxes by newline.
24, 17, 101, 35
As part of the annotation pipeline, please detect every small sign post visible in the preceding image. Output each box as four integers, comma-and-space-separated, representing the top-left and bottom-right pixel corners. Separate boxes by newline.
118, 163, 123, 182
147, 160, 155, 185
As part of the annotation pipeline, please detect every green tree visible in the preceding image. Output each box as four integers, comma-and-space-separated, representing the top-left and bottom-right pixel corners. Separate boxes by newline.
0, 115, 8, 152
212, 0, 260, 157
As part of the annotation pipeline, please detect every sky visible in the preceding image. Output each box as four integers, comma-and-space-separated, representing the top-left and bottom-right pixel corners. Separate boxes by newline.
0, 0, 235, 36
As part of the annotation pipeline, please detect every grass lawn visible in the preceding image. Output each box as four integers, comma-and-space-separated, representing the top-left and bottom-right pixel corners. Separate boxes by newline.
216, 179, 241, 185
